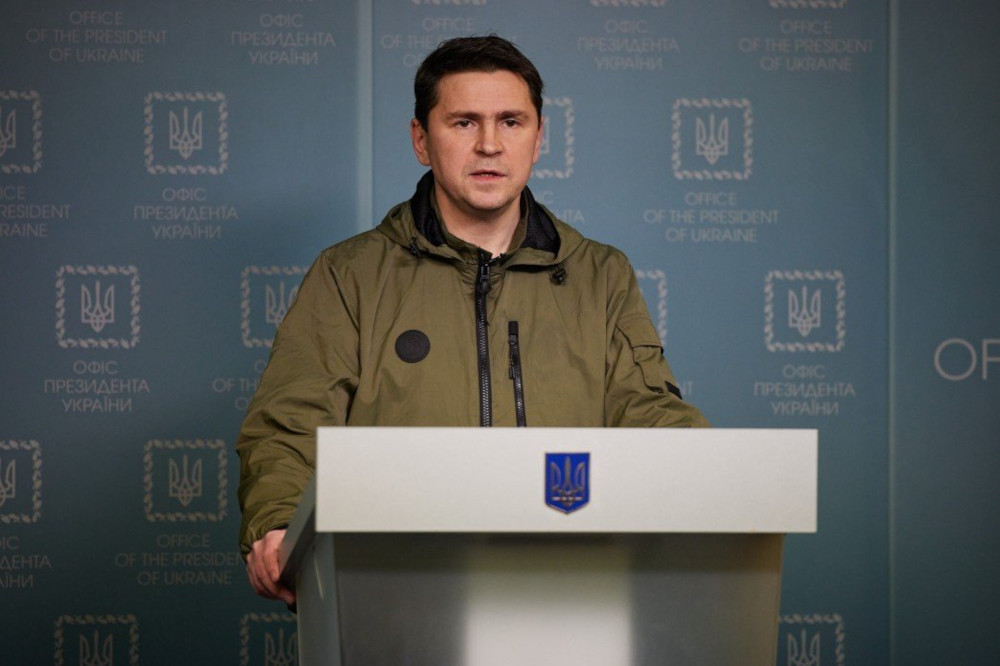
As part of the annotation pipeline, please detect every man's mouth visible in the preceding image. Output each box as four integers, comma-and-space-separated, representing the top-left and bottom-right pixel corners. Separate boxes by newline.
470, 169, 505, 179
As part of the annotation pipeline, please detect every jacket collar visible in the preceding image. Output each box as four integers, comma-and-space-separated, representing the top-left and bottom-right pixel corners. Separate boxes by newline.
409, 171, 561, 257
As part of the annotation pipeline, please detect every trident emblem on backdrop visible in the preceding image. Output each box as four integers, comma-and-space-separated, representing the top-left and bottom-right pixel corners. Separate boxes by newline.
786, 629, 821, 666
168, 107, 203, 159
79, 631, 113, 666
788, 286, 822, 337
264, 628, 298, 666
539, 118, 551, 155
265, 281, 299, 327
0, 107, 15, 158
81, 281, 115, 334
695, 113, 729, 166
545, 452, 590, 514
0, 459, 15, 509
168, 455, 203, 507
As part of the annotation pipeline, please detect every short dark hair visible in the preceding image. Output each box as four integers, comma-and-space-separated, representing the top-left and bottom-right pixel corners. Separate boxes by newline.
413, 35, 544, 129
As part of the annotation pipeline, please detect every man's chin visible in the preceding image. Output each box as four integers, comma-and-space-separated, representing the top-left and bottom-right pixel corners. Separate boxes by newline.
460, 199, 519, 222
471, 196, 515, 212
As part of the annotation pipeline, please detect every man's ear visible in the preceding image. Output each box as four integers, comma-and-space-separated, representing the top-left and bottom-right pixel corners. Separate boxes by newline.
411, 118, 431, 167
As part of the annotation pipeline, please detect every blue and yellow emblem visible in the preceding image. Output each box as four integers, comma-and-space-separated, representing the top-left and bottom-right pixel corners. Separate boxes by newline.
545, 452, 590, 514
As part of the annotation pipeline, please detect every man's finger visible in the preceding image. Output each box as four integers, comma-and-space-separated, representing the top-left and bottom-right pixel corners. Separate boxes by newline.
245, 529, 294, 603
247, 553, 279, 599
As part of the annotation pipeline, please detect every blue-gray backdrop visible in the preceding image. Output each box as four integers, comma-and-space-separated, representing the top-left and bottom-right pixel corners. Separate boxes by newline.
1, 1, 996, 664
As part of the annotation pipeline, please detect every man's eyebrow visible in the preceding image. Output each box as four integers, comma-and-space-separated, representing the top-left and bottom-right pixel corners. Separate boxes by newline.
497, 109, 531, 119
443, 109, 531, 120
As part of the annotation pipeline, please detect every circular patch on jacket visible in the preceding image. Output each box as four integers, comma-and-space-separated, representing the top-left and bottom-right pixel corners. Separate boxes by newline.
395, 330, 430, 363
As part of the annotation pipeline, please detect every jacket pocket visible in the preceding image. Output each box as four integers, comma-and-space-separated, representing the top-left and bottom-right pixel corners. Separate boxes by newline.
616, 315, 678, 395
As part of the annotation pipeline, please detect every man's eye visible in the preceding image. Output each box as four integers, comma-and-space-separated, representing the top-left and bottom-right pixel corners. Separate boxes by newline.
502, 119, 521, 128
455, 120, 472, 128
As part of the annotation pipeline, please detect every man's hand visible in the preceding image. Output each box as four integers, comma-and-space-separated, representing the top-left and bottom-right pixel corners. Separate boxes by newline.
245, 529, 295, 605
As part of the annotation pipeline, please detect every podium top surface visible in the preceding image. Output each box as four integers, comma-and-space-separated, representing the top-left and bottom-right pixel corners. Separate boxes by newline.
311, 427, 817, 534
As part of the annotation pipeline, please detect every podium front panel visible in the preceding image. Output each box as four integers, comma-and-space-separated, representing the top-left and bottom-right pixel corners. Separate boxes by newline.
318, 532, 783, 666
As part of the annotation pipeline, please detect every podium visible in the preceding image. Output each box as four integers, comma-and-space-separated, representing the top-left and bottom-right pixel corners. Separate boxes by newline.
280, 428, 817, 665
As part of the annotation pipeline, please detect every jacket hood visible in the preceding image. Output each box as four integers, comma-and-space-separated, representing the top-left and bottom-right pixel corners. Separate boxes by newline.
377, 171, 585, 267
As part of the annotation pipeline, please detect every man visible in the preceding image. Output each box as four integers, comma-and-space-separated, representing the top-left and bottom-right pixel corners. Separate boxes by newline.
238, 35, 708, 605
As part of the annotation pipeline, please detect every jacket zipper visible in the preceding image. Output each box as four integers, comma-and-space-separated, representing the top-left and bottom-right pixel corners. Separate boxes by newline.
508, 321, 527, 427
475, 251, 493, 427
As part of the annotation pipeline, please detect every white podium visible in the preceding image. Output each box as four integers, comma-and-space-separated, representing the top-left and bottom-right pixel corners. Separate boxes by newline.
280, 428, 817, 666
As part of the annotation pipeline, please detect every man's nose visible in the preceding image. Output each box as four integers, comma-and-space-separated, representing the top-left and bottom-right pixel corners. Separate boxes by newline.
476, 124, 501, 155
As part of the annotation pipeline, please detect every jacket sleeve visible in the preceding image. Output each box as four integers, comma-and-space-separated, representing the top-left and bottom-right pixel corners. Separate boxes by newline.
603, 254, 709, 428
236, 252, 360, 558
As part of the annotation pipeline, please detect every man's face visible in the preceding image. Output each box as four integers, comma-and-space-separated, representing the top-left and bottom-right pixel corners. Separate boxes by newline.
411, 70, 543, 228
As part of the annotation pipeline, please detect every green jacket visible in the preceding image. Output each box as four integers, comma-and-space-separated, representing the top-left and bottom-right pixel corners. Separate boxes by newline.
237, 174, 708, 556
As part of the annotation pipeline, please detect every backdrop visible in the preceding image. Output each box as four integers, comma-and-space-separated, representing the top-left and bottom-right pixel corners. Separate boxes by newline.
0, 1, 995, 664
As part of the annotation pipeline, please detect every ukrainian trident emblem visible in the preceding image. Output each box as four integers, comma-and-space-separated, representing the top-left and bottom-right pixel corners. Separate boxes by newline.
168, 454, 203, 507
695, 113, 729, 166
786, 629, 821, 666
788, 285, 822, 338
264, 627, 298, 666
0, 106, 16, 158
0, 458, 15, 509
168, 106, 203, 159
539, 117, 551, 156
545, 452, 590, 514
265, 280, 299, 327
79, 630, 114, 666
80, 280, 115, 334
